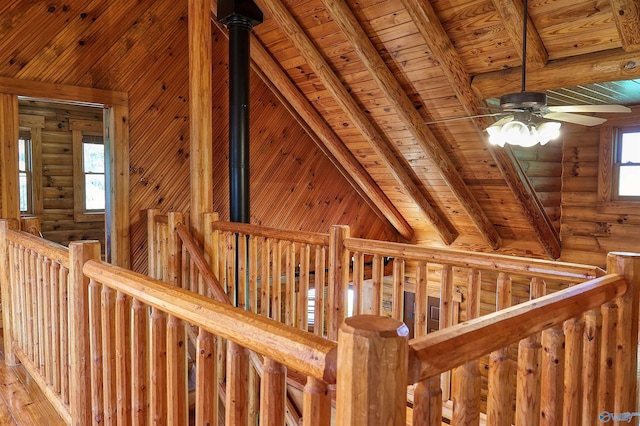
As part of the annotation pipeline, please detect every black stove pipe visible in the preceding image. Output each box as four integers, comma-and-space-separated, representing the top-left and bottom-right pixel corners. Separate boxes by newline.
218, 1, 263, 224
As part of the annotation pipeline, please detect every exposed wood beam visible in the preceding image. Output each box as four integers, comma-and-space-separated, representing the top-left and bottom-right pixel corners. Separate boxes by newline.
491, 0, 548, 70
251, 0, 458, 245
0, 76, 127, 107
473, 48, 640, 99
609, 0, 640, 51
209, 2, 414, 241
320, 0, 501, 249
402, 0, 561, 258
189, 0, 213, 244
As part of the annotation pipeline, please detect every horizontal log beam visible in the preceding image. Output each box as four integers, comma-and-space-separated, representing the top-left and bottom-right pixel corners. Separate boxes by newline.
407, 274, 628, 383
472, 48, 640, 99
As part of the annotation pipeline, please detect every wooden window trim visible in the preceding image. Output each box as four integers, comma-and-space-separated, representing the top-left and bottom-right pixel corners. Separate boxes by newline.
597, 126, 640, 213
18, 114, 44, 217
71, 119, 105, 223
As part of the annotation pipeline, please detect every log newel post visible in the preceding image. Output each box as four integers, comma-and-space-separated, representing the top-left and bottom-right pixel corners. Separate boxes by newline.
606, 252, 640, 421
328, 225, 350, 340
303, 376, 331, 426
336, 315, 408, 425
0, 219, 19, 364
68, 240, 101, 426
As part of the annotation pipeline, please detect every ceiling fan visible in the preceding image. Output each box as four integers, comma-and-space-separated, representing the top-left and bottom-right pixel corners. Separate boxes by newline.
427, 0, 631, 147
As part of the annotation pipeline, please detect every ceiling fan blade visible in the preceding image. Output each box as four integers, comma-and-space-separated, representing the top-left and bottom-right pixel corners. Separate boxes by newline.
424, 112, 507, 125
542, 112, 608, 126
547, 105, 631, 113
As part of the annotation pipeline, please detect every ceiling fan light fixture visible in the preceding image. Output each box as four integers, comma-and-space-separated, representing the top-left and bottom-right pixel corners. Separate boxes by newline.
486, 120, 561, 147
537, 121, 561, 145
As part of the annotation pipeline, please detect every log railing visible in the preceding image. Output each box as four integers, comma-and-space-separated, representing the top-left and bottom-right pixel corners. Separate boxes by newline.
2, 213, 638, 425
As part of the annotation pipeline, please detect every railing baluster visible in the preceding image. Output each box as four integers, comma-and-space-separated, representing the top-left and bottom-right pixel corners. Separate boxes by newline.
391, 258, 404, 321
88, 278, 104, 425
150, 307, 167, 423
115, 292, 131, 425
271, 239, 282, 322
50, 262, 61, 394
440, 264, 453, 401
237, 233, 247, 310
540, 325, 564, 425
101, 285, 117, 425
412, 375, 442, 426
371, 254, 383, 316
516, 276, 545, 426
60, 266, 69, 406
285, 241, 295, 326
452, 268, 481, 425
195, 329, 217, 426
414, 261, 427, 337
298, 243, 310, 330
314, 246, 325, 337
36, 253, 45, 375
166, 314, 187, 425
226, 341, 249, 425
352, 251, 363, 315
131, 299, 148, 425
598, 300, 617, 414
260, 237, 270, 317
303, 377, 330, 426
581, 308, 601, 422
562, 317, 584, 425
487, 272, 514, 426
260, 358, 286, 425
249, 235, 258, 313
43, 258, 52, 385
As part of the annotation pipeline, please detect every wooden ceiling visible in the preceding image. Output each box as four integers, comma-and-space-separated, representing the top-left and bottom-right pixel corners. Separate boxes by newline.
208, 0, 640, 258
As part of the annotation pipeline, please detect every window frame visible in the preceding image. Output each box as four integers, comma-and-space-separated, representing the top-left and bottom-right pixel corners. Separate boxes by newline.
598, 126, 640, 213
18, 114, 44, 217
18, 135, 32, 214
71, 119, 105, 223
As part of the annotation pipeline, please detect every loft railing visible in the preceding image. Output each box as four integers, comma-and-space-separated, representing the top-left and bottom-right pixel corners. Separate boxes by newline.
1, 214, 638, 425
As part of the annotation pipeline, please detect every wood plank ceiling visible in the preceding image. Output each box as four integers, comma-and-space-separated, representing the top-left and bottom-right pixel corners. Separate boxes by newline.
209, 0, 640, 258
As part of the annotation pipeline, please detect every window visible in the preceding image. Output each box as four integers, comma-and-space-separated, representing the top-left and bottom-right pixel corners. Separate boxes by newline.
71, 119, 105, 222
613, 128, 640, 199
18, 135, 32, 213
598, 126, 640, 212
82, 135, 105, 211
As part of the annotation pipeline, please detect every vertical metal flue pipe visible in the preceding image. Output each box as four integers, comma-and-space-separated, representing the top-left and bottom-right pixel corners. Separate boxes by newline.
218, 1, 263, 224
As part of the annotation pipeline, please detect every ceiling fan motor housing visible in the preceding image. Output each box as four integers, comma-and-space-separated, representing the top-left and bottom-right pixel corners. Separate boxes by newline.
500, 91, 547, 109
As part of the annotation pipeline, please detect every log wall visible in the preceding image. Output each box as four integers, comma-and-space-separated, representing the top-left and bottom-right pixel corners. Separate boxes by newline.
18, 100, 105, 249
560, 109, 640, 267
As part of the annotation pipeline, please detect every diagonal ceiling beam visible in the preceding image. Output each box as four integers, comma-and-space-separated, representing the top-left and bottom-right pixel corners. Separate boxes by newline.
320, 0, 502, 250
251, 0, 459, 245
209, 1, 414, 240
473, 48, 640, 98
491, 0, 548, 70
402, 0, 561, 258
609, 0, 640, 51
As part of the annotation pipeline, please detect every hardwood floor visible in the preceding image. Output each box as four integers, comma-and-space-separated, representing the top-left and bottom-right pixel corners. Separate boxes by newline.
0, 333, 66, 425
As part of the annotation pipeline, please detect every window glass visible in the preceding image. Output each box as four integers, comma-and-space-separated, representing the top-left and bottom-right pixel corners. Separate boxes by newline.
618, 166, 640, 197
620, 132, 640, 163
82, 140, 105, 211
18, 137, 31, 212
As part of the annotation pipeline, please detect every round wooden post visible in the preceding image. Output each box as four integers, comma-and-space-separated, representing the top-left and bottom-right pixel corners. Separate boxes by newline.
581, 308, 601, 422
260, 358, 286, 425
303, 377, 331, 426
336, 315, 408, 425
328, 225, 350, 340
0, 219, 19, 364
412, 376, 442, 426
562, 317, 584, 426
539, 326, 564, 425
606, 252, 640, 417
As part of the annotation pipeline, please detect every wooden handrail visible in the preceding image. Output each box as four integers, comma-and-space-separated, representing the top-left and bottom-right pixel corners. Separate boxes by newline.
407, 273, 628, 383
210, 220, 329, 246
344, 237, 605, 282
174, 222, 229, 304
82, 259, 338, 384
5, 228, 69, 269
